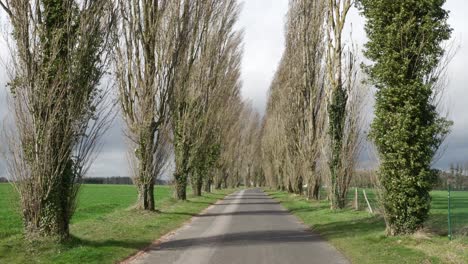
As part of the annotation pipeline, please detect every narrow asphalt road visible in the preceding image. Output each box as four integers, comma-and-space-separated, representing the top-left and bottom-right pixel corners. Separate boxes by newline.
130, 189, 349, 264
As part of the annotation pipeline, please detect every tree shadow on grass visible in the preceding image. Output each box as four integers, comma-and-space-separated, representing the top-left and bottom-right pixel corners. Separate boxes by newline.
287, 206, 324, 214
63, 235, 151, 252
310, 217, 386, 240
206, 193, 228, 198
183, 200, 214, 205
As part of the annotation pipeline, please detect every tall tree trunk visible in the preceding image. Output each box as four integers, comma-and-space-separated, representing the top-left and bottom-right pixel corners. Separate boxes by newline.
174, 126, 190, 200
175, 172, 187, 200
329, 86, 347, 209
312, 178, 321, 200
27, 176, 72, 240
296, 176, 303, 195
287, 180, 294, 193
326, 0, 353, 210
192, 174, 203, 196
222, 174, 228, 189
134, 123, 157, 211
136, 181, 155, 211
204, 178, 212, 193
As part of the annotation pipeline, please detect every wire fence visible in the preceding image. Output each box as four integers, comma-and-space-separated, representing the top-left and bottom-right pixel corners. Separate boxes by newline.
346, 188, 380, 213
446, 188, 468, 239
347, 187, 468, 240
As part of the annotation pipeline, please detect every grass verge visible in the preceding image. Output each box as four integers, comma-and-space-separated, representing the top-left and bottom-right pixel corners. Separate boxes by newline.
0, 184, 234, 264
266, 190, 468, 264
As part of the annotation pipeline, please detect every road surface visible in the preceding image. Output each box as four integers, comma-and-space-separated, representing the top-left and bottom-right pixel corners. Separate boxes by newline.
129, 189, 349, 264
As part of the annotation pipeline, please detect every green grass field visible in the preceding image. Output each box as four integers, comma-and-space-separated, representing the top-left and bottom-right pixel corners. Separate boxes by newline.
266, 190, 468, 264
0, 183, 234, 264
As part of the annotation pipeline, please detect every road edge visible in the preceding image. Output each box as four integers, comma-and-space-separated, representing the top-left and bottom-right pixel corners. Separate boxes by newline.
119, 189, 241, 264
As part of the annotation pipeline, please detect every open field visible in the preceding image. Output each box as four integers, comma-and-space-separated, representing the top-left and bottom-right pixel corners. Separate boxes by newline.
0, 183, 234, 264
266, 190, 468, 264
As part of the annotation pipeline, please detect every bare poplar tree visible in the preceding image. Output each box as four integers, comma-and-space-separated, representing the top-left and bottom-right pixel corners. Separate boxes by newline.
206, 92, 244, 192
325, 0, 354, 209
1, 0, 115, 240
292, 0, 327, 199
323, 49, 367, 208
214, 96, 243, 189
261, 0, 364, 208
261, 67, 291, 191
184, 1, 242, 196
114, 0, 192, 210
261, 0, 327, 198
170, 0, 215, 200
171, 0, 243, 199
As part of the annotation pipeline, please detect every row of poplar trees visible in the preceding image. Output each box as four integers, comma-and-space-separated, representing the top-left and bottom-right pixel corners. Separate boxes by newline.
261, 0, 453, 236
0, 0, 253, 241
262, 0, 363, 210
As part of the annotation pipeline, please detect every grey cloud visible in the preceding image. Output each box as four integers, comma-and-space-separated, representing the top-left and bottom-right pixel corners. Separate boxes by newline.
238, 0, 288, 113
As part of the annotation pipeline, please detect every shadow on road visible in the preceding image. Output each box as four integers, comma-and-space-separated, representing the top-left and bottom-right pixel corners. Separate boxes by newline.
213, 202, 280, 205
223, 197, 272, 200
199, 210, 289, 217
161, 209, 289, 217
148, 229, 322, 251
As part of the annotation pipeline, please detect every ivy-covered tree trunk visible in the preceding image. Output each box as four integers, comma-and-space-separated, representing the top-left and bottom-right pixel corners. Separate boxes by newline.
175, 173, 187, 200
326, 0, 352, 210
174, 124, 190, 200
135, 135, 156, 211
191, 170, 203, 196
174, 168, 188, 200
328, 87, 348, 209
134, 123, 157, 211
359, 0, 452, 235
26, 162, 75, 240
204, 179, 212, 193
193, 181, 203, 196
204, 173, 213, 193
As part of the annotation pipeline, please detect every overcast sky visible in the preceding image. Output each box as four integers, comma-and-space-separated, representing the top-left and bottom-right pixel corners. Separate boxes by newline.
0, 1, 467, 178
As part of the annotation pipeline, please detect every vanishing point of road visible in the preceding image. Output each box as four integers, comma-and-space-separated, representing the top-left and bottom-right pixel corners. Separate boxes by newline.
129, 189, 349, 264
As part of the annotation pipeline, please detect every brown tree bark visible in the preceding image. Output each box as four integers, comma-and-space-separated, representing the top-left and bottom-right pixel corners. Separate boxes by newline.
136, 182, 155, 211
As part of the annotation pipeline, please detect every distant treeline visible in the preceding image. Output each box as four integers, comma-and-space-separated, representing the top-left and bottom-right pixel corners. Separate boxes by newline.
0, 176, 170, 185
434, 163, 468, 191
350, 170, 376, 188
82, 177, 169, 185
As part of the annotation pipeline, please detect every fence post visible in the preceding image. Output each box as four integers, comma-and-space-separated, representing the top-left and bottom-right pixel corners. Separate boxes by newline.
448, 183, 452, 241
354, 188, 359, 210
363, 189, 373, 214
